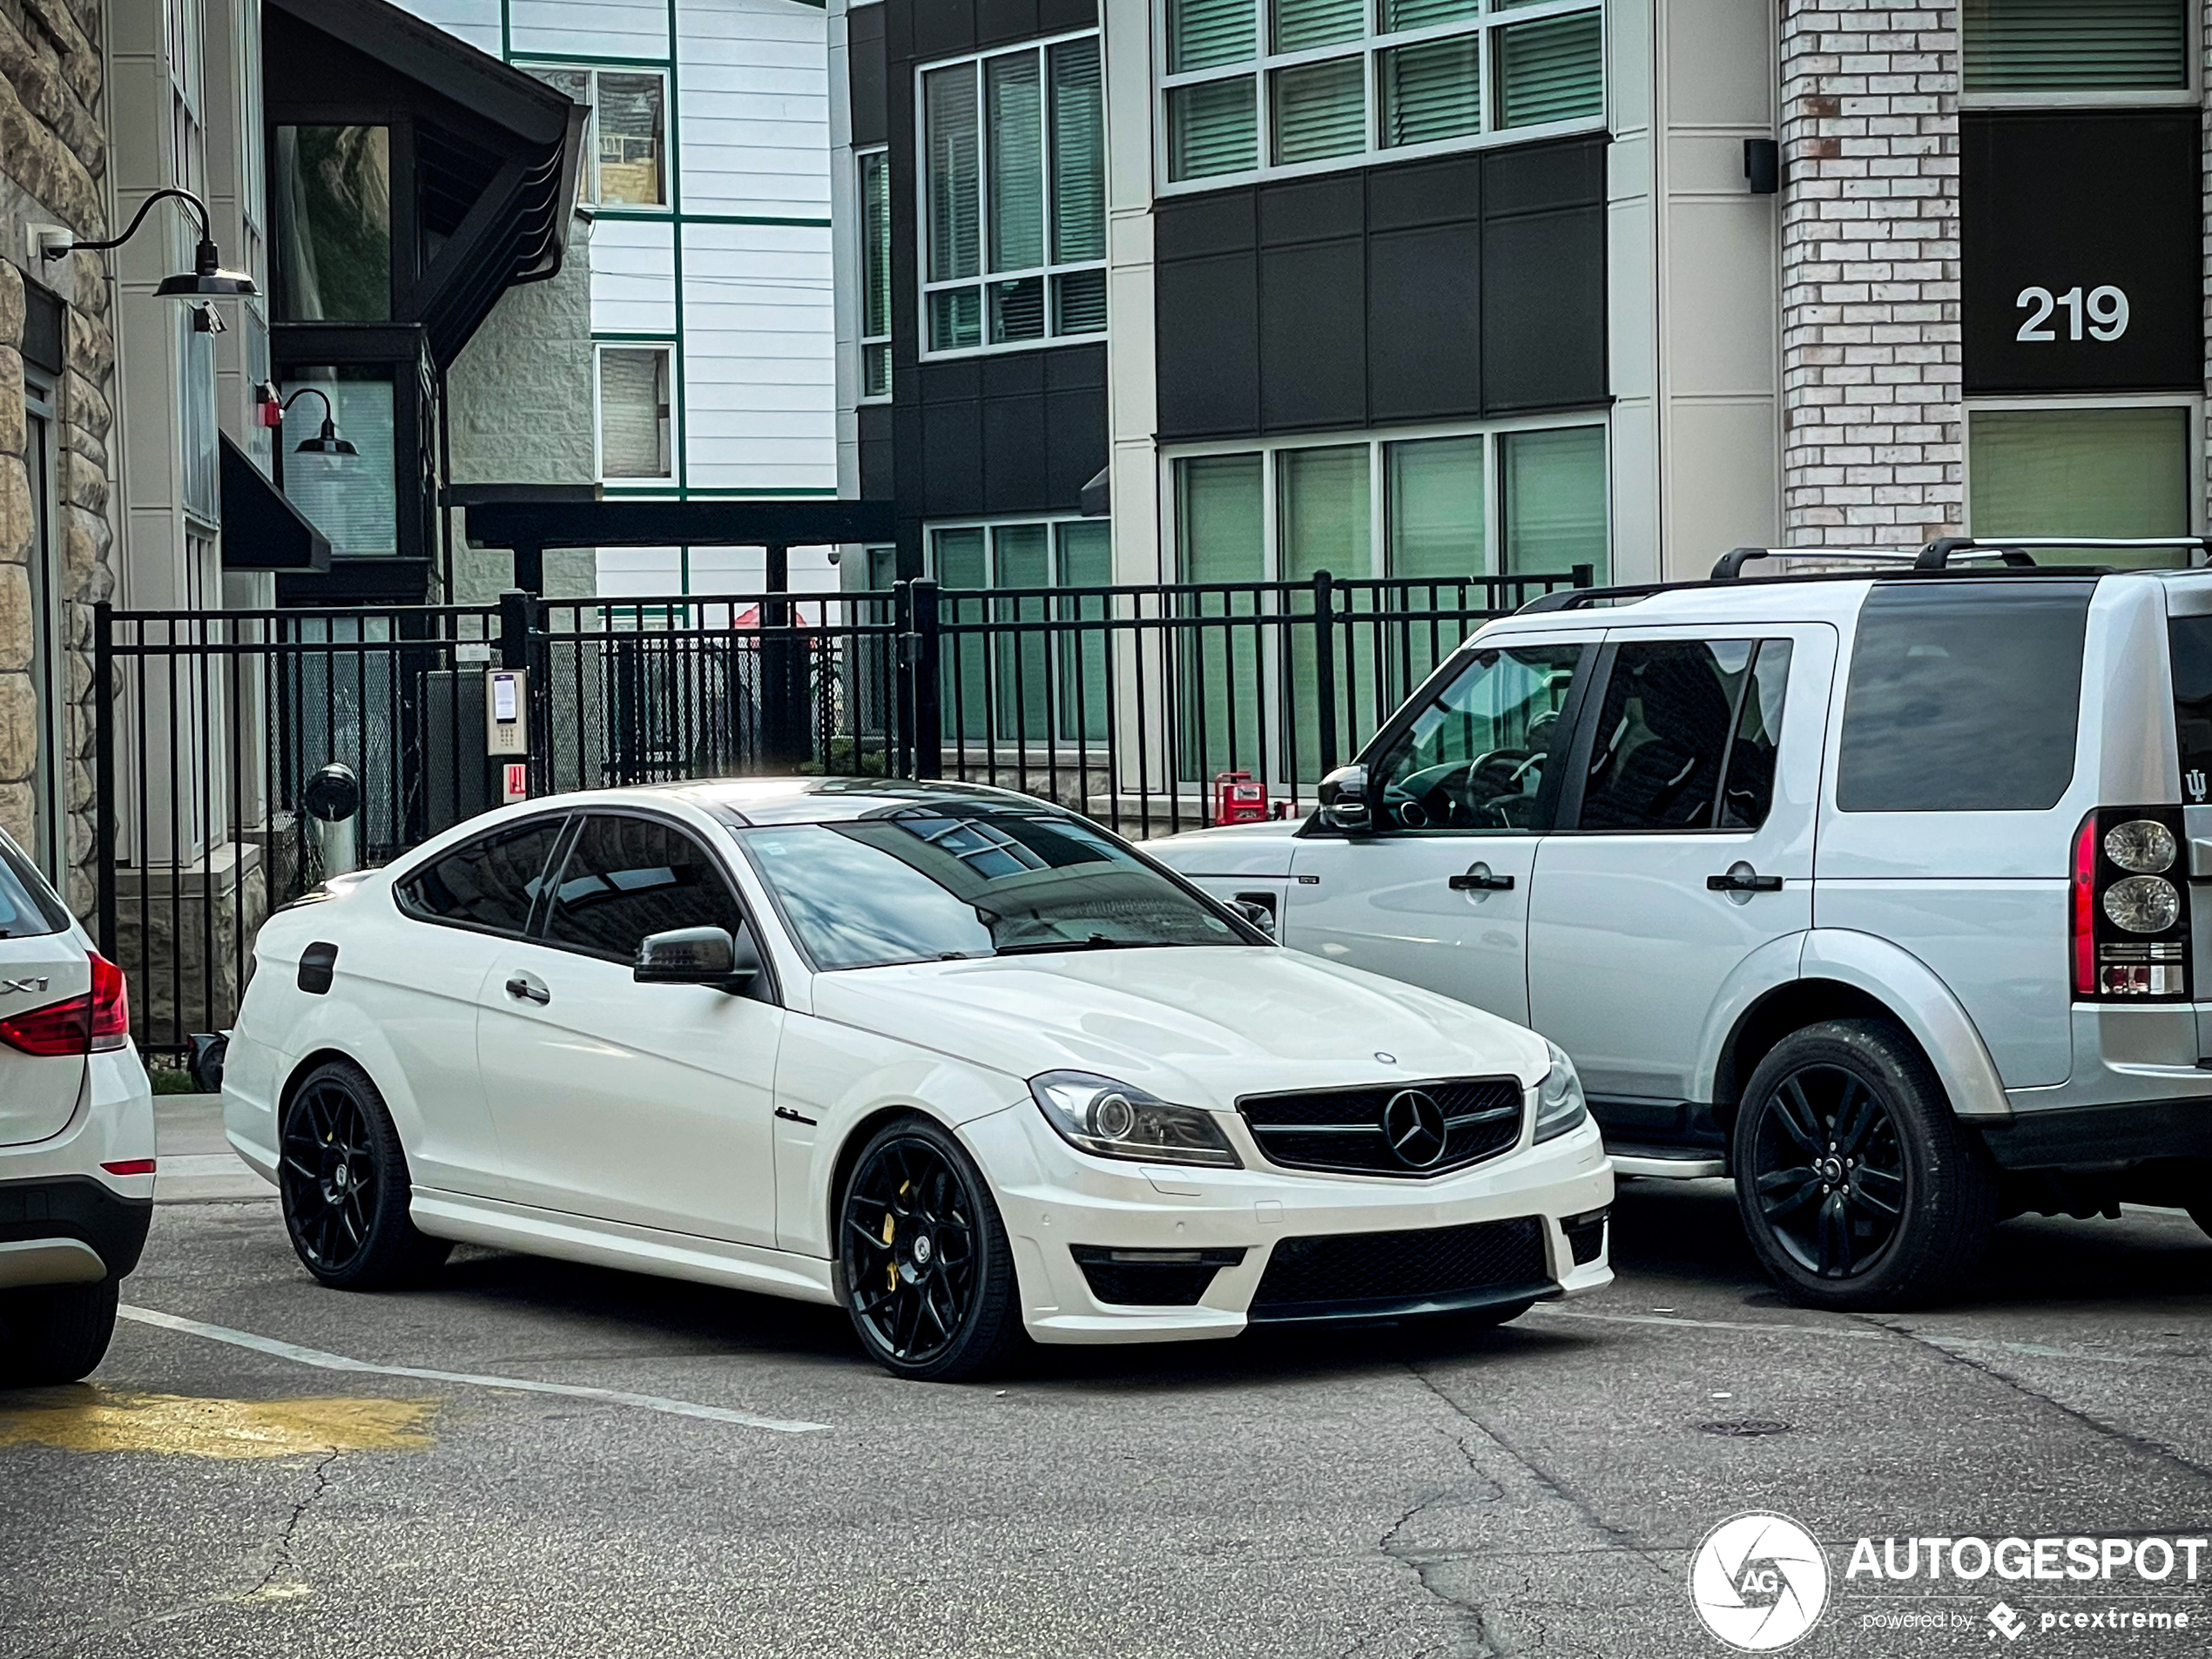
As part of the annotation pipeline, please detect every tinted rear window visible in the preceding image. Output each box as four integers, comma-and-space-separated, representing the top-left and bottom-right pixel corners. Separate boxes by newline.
0, 836, 71, 939
2170, 617, 2212, 803
397, 818, 567, 934
1836, 583, 2092, 813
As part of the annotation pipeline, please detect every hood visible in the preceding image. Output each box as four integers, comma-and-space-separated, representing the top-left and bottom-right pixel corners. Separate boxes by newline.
807, 947, 1548, 1109
1143, 818, 1303, 878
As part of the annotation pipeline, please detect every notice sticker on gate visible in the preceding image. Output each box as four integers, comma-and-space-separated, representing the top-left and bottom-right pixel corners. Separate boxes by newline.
502, 763, 529, 805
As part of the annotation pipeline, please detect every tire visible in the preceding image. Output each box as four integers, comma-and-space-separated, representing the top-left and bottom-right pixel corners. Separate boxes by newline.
278, 1059, 451, 1291
1731, 1019, 1997, 1311
838, 1115, 1024, 1382
0, 1278, 119, 1387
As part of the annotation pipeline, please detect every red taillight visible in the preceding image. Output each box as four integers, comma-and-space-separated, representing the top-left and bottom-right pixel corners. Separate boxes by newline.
2071, 811, 2098, 998
89, 952, 130, 1052
0, 952, 130, 1056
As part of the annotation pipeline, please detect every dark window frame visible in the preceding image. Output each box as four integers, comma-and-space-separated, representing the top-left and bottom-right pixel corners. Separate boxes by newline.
391, 811, 574, 941
1554, 635, 1795, 834
527, 808, 781, 1003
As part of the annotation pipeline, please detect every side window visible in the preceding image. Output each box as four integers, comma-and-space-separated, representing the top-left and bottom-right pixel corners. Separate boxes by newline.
542, 814, 745, 962
1370, 644, 1586, 832
397, 818, 567, 934
1578, 639, 1793, 833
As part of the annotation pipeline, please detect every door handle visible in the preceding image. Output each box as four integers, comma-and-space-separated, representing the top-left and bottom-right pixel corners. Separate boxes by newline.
504, 974, 550, 1006
1707, 865, 1783, 894
1447, 862, 1515, 893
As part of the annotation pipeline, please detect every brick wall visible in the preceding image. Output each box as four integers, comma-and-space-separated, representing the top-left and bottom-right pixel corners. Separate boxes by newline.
1777, 1, 1964, 549
1, 0, 118, 914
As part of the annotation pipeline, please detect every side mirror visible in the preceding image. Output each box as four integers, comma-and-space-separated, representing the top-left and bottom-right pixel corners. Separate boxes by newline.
1316, 764, 1374, 834
1229, 896, 1276, 938
635, 926, 759, 992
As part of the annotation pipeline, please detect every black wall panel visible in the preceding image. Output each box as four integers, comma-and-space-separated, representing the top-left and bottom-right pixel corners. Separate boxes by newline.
1155, 136, 1608, 442
859, 404, 894, 503
975, 0, 1040, 46
847, 6, 887, 147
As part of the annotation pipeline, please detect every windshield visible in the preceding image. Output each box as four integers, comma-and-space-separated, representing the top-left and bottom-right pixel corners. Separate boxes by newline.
732, 808, 1246, 970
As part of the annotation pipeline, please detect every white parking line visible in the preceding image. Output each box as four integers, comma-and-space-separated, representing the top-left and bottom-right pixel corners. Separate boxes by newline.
118, 1305, 832, 1434
1526, 1304, 2209, 1371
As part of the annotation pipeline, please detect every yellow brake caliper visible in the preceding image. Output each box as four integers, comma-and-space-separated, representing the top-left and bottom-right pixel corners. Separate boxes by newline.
883, 1183, 906, 1291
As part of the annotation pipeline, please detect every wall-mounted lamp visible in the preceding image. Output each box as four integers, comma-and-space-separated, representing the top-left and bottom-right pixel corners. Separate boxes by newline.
38, 186, 258, 298
283, 387, 357, 456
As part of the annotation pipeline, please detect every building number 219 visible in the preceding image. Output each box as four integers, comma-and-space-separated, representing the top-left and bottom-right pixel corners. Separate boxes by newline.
2015, 285, 2128, 343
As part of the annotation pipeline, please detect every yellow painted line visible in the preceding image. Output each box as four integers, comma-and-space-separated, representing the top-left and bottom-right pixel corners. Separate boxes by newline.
119, 1305, 832, 1434
0, 1386, 434, 1459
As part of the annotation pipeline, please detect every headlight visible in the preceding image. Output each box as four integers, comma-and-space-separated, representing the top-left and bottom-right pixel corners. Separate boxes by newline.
1028, 1071, 1241, 1168
1533, 1039, 1588, 1144
2104, 819, 2178, 875
2103, 874, 2181, 934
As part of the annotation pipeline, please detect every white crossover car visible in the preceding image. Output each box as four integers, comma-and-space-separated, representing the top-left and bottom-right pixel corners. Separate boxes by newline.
221, 780, 1612, 1380
0, 827, 155, 1387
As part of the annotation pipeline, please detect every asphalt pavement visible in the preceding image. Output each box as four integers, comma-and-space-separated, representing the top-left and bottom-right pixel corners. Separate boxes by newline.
4, 1097, 2210, 1659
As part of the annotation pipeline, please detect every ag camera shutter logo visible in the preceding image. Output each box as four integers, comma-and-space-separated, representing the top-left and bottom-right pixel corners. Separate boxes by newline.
1689, 1513, 1831, 1650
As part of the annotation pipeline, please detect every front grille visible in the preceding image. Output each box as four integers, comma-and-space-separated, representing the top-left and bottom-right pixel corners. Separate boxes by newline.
1070, 1246, 1245, 1307
1237, 1076, 1524, 1177
1249, 1217, 1549, 1319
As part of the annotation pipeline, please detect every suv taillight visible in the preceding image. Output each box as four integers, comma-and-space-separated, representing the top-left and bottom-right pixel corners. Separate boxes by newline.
2071, 807, 2189, 1001
0, 951, 131, 1056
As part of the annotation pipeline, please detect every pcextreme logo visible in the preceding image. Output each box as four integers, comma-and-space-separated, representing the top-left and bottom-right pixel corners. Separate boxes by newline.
1689, 1512, 1832, 1651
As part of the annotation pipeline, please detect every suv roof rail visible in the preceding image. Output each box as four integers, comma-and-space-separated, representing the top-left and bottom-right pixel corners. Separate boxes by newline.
1710, 546, 1916, 581
1914, 535, 2212, 570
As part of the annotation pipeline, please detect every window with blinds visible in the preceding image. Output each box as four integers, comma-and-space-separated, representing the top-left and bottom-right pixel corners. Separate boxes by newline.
1163, 0, 1602, 185
928, 517, 1115, 739
1963, 0, 2189, 94
1968, 407, 2192, 563
598, 347, 672, 480
921, 34, 1108, 356
859, 150, 892, 397
529, 67, 668, 208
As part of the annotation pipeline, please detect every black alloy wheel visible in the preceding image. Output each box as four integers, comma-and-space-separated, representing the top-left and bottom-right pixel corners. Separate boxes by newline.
1746, 1062, 1907, 1281
1731, 1019, 1996, 1312
278, 1060, 451, 1291
839, 1116, 1022, 1382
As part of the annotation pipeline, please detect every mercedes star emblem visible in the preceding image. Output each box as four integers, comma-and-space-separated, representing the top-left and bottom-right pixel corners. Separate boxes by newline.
1381, 1089, 1449, 1170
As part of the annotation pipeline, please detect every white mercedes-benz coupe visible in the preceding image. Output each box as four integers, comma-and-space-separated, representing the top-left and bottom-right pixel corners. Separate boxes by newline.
222, 780, 1612, 1380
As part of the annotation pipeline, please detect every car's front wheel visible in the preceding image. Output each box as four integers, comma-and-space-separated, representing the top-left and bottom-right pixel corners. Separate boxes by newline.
1732, 1019, 1996, 1311
0, 1278, 119, 1387
279, 1059, 452, 1291
838, 1116, 1023, 1382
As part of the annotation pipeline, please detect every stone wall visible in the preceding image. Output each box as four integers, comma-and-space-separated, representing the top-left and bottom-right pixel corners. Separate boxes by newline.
1777, 1, 1963, 549
0, 0, 118, 917
444, 219, 597, 604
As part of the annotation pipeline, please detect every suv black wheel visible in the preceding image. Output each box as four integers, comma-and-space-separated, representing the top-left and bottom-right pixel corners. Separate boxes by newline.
839, 1116, 1023, 1383
1732, 1019, 1996, 1311
279, 1059, 452, 1291
0, 1278, 119, 1387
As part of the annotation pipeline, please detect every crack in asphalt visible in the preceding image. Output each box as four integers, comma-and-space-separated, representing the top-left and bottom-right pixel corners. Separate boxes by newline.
250, 1447, 343, 1598
1858, 1316, 2212, 1490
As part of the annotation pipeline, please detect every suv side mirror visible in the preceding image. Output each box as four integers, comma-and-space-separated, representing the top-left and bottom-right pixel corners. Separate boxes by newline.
1316, 764, 1374, 834
1229, 896, 1276, 938
635, 926, 759, 992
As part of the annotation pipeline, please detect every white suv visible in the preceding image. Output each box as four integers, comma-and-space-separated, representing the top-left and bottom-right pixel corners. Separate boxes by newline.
1151, 545, 2212, 1309
0, 828, 154, 1386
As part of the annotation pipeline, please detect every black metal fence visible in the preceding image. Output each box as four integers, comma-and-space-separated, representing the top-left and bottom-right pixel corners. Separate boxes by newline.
95, 566, 1585, 1056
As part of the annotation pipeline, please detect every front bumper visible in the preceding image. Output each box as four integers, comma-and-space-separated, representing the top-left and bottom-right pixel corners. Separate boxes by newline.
0, 1049, 156, 1286
961, 1103, 1614, 1344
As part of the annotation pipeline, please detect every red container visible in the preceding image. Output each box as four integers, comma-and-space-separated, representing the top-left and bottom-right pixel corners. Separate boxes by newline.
1212, 770, 1268, 825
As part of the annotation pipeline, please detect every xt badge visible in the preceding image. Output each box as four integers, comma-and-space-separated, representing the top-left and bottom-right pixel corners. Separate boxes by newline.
0, 976, 51, 995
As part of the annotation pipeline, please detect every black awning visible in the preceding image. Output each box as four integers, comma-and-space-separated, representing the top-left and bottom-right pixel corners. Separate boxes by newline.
221, 435, 332, 571
266, 0, 586, 368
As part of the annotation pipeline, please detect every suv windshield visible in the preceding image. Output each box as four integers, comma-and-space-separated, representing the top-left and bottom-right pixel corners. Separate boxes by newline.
732, 808, 1244, 969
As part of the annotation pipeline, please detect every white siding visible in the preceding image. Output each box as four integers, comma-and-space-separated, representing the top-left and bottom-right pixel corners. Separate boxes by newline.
681, 221, 835, 492
509, 0, 670, 61
678, 0, 831, 216
591, 218, 680, 334
594, 545, 838, 593
406, 0, 502, 56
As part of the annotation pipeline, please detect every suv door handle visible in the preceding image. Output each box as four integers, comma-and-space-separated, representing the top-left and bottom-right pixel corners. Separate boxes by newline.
1447, 862, 1515, 893
1707, 866, 1783, 894
504, 974, 550, 1006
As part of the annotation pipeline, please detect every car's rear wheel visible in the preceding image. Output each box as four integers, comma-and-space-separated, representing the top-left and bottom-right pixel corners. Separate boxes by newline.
839, 1116, 1022, 1382
0, 1278, 119, 1387
279, 1059, 451, 1291
1732, 1019, 1996, 1311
